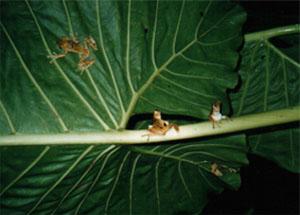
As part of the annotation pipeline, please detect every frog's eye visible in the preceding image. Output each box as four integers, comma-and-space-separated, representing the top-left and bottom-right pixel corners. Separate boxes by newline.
163, 122, 169, 127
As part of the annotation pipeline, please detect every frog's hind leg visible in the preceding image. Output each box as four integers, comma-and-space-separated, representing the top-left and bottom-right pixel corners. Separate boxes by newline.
78, 59, 95, 73
223, 115, 233, 121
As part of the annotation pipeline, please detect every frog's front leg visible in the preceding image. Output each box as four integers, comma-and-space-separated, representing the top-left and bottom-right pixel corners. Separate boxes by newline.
47, 51, 68, 63
209, 116, 215, 128
209, 115, 222, 128
141, 125, 159, 142
169, 124, 180, 132
84, 36, 98, 50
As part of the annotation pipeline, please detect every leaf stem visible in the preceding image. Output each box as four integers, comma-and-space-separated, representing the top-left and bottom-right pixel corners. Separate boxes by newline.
244, 24, 300, 42
0, 107, 299, 146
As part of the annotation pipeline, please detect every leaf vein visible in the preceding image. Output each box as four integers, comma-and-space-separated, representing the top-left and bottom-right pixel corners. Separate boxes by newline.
155, 158, 162, 215
180, 53, 228, 68
0, 146, 50, 196
281, 53, 295, 166
197, 2, 233, 40
1, 21, 68, 132
74, 146, 120, 215
27, 146, 94, 215
159, 75, 215, 99
281, 55, 290, 106
152, 84, 208, 109
96, 1, 126, 114
197, 168, 218, 190
151, 0, 159, 70
180, 151, 232, 163
264, 43, 270, 111
266, 40, 300, 68
167, 144, 246, 156
62, 0, 74, 37
140, 96, 186, 113
129, 154, 141, 215
178, 161, 193, 199
165, 68, 228, 83
126, 0, 135, 93
0, 100, 16, 134
237, 42, 260, 116
197, 34, 239, 46
194, 0, 213, 39
132, 147, 199, 167
172, 0, 185, 54
86, 71, 119, 128
51, 145, 116, 215
105, 152, 131, 214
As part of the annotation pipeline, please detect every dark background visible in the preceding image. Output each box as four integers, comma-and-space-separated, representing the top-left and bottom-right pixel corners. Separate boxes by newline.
203, 1, 299, 214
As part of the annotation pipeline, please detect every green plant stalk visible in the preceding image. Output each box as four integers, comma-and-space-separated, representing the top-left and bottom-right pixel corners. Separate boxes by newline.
245, 24, 300, 42
0, 106, 299, 146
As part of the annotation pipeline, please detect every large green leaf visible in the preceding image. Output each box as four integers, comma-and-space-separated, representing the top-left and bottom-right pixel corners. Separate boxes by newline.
0, 0, 247, 214
1, 135, 248, 214
231, 32, 300, 172
0, 0, 245, 133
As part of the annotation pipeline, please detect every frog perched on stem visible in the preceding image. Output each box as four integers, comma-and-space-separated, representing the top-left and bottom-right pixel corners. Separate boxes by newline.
210, 162, 237, 177
209, 101, 229, 128
144, 111, 179, 138
48, 36, 97, 72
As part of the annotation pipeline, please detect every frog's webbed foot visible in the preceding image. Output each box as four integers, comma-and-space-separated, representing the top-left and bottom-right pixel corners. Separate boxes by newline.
142, 133, 151, 142
170, 124, 180, 132
212, 120, 221, 128
221, 115, 232, 122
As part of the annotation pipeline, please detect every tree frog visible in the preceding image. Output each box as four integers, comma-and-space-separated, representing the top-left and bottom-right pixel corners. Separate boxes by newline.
48, 36, 97, 72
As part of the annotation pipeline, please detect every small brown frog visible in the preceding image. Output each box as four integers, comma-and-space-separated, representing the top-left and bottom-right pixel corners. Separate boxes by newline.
211, 163, 223, 177
145, 111, 179, 137
210, 162, 237, 177
209, 101, 228, 128
48, 36, 97, 72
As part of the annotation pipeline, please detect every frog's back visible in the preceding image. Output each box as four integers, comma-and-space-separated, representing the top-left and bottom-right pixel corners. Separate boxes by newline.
58, 38, 81, 52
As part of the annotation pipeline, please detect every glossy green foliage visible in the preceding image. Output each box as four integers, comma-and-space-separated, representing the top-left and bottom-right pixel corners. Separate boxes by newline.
0, 0, 248, 214
1, 136, 248, 214
231, 35, 300, 172
0, 0, 245, 133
